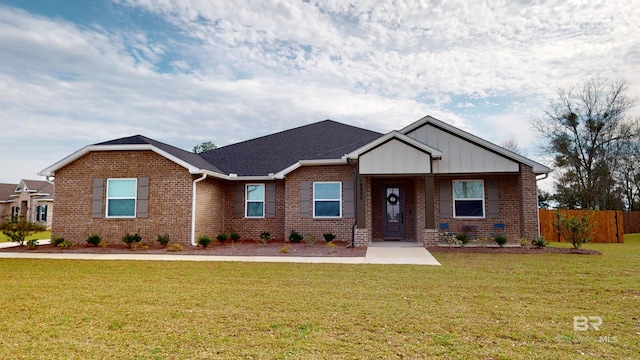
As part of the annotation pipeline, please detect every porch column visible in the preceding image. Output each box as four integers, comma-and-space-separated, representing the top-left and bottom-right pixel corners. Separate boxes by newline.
424, 175, 436, 229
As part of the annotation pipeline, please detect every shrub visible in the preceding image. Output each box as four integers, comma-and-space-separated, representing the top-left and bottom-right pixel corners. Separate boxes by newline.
86, 234, 102, 247
288, 230, 303, 243
122, 232, 142, 247
494, 234, 507, 247
455, 233, 470, 244
131, 242, 149, 250
323, 232, 336, 242
157, 234, 170, 247
553, 211, 595, 249
531, 236, 548, 248
303, 233, 316, 245
259, 231, 271, 244
216, 233, 228, 244
167, 243, 183, 252
98, 240, 109, 248
198, 235, 212, 248
57, 240, 75, 248
26, 239, 39, 249
326, 241, 336, 249
52, 236, 65, 246
0, 216, 46, 246
230, 231, 241, 243
279, 245, 290, 254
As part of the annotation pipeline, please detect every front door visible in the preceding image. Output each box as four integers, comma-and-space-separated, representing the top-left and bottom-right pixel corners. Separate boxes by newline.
382, 185, 405, 239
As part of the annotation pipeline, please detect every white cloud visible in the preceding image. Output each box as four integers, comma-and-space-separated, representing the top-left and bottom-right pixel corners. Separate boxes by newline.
0, 1, 639, 184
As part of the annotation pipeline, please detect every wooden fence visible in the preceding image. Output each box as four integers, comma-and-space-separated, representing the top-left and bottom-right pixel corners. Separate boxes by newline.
539, 209, 624, 243
622, 211, 640, 234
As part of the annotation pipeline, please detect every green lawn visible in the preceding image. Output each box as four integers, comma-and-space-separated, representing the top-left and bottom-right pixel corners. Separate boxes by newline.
0, 236, 638, 359
0, 230, 51, 243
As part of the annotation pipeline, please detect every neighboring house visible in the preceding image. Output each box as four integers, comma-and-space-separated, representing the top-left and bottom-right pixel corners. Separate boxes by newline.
0, 179, 54, 229
39, 116, 551, 247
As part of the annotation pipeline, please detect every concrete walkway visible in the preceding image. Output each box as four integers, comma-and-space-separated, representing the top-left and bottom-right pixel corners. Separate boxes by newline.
0, 240, 440, 265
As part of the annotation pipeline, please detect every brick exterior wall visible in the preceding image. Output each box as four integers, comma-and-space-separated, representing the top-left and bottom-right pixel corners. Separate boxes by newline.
194, 177, 226, 241
518, 164, 539, 240
53, 151, 194, 245
223, 181, 286, 241
434, 174, 524, 242
284, 165, 356, 243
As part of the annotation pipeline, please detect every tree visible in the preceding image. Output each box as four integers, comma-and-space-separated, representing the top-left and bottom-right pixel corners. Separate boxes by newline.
532, 77, 639, 210
537, 189, 552, 209
0, 216, 46, 246
192, 141, 217, 154
500, 137, 526, 156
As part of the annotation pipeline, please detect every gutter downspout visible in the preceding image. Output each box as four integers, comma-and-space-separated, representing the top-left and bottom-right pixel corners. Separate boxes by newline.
348, 158, 358, 248
191, 173, 207, 246
535, 173, 550, 238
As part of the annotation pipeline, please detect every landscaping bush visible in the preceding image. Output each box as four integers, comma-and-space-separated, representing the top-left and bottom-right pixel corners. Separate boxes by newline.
531, 236, 548, 248
167, 243, 183, 252
0, 216, 46, 246
122, 232, 142, 247
26, 239, 39, 249
288, 230, 303, 243
57, 239, 75, 248
455, 233, 469, 244
279, 245, 290, 254
86, 234, 102, 247
230, 231, 241, 242
198, 235, 212, 248
157, 234, 170, 247
216, 233, 228, 244
323, 232, 336, 242
52, 237, 66, 246
494, 234, 507, 247
259, 231, 271, 244
553, 211, 594, 249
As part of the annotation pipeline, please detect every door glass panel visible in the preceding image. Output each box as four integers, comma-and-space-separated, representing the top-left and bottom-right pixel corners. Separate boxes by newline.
386, 187, 400, 223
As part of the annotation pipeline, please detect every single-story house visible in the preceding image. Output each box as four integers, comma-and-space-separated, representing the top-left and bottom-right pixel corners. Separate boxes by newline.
39, 115, 551, 247
0, 179, 54, 228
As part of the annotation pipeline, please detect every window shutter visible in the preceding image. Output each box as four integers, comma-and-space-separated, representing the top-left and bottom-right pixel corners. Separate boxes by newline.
487, 179, 499, 218
233, 183, 244, 218
92, 178, 104, 218
137, 178, 149, 218
36, 206, 41, 222
265, 183, 276, 218
343, 181, 354, 218
300, 181, 311, 218
439, 180, 452, 218
42, 205, 48, 221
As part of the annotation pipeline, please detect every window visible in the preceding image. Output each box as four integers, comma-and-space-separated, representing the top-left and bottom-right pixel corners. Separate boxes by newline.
453, 180, 484, 218
36, 205, 48, 222
245, 184, 265, 218
106, 179, 137, 218
11, 206, 20, 220
313, 182, 341, 218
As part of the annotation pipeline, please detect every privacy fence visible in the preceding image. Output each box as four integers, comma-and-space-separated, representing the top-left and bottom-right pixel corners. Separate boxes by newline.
538, 209, 625, 243
622, 211, 640, 234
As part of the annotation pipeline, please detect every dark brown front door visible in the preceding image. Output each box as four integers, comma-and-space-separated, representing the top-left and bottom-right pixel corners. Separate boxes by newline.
382, 185, 405, 239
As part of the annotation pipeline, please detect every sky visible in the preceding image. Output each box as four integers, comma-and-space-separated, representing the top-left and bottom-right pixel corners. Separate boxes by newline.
1, 0, 639, 187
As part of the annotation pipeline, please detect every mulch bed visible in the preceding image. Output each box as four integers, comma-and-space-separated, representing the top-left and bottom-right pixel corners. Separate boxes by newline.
0, 240, 367, 257
427, 246, 602, 255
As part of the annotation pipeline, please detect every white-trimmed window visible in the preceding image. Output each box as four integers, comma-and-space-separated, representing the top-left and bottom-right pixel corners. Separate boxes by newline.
106, 178, 137, 218
313, 182, 342, 218
453, 180, 485, 218
245, 184, 265, 218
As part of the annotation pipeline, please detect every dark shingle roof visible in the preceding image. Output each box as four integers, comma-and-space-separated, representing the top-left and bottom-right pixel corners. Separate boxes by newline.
199, 120, 383, 176
95, 135, 223, 173
0, 183, 17, 202
22, 179, 53, 193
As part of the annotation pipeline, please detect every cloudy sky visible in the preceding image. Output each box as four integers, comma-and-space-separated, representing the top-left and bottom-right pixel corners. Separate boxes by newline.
1, 0, 639, 185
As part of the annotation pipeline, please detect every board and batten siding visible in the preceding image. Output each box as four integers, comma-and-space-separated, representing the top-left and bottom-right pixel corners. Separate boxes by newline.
359, 139, 431, 174
406, 124, 519, 173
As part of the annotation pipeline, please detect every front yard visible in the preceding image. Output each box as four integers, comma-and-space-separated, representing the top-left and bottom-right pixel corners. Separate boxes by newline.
0, 230, 51, 242
0, 235, 637, 359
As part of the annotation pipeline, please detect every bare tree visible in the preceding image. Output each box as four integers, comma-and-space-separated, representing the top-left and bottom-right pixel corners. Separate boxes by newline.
532, 77, 639, 210
500, 137, 523, 155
